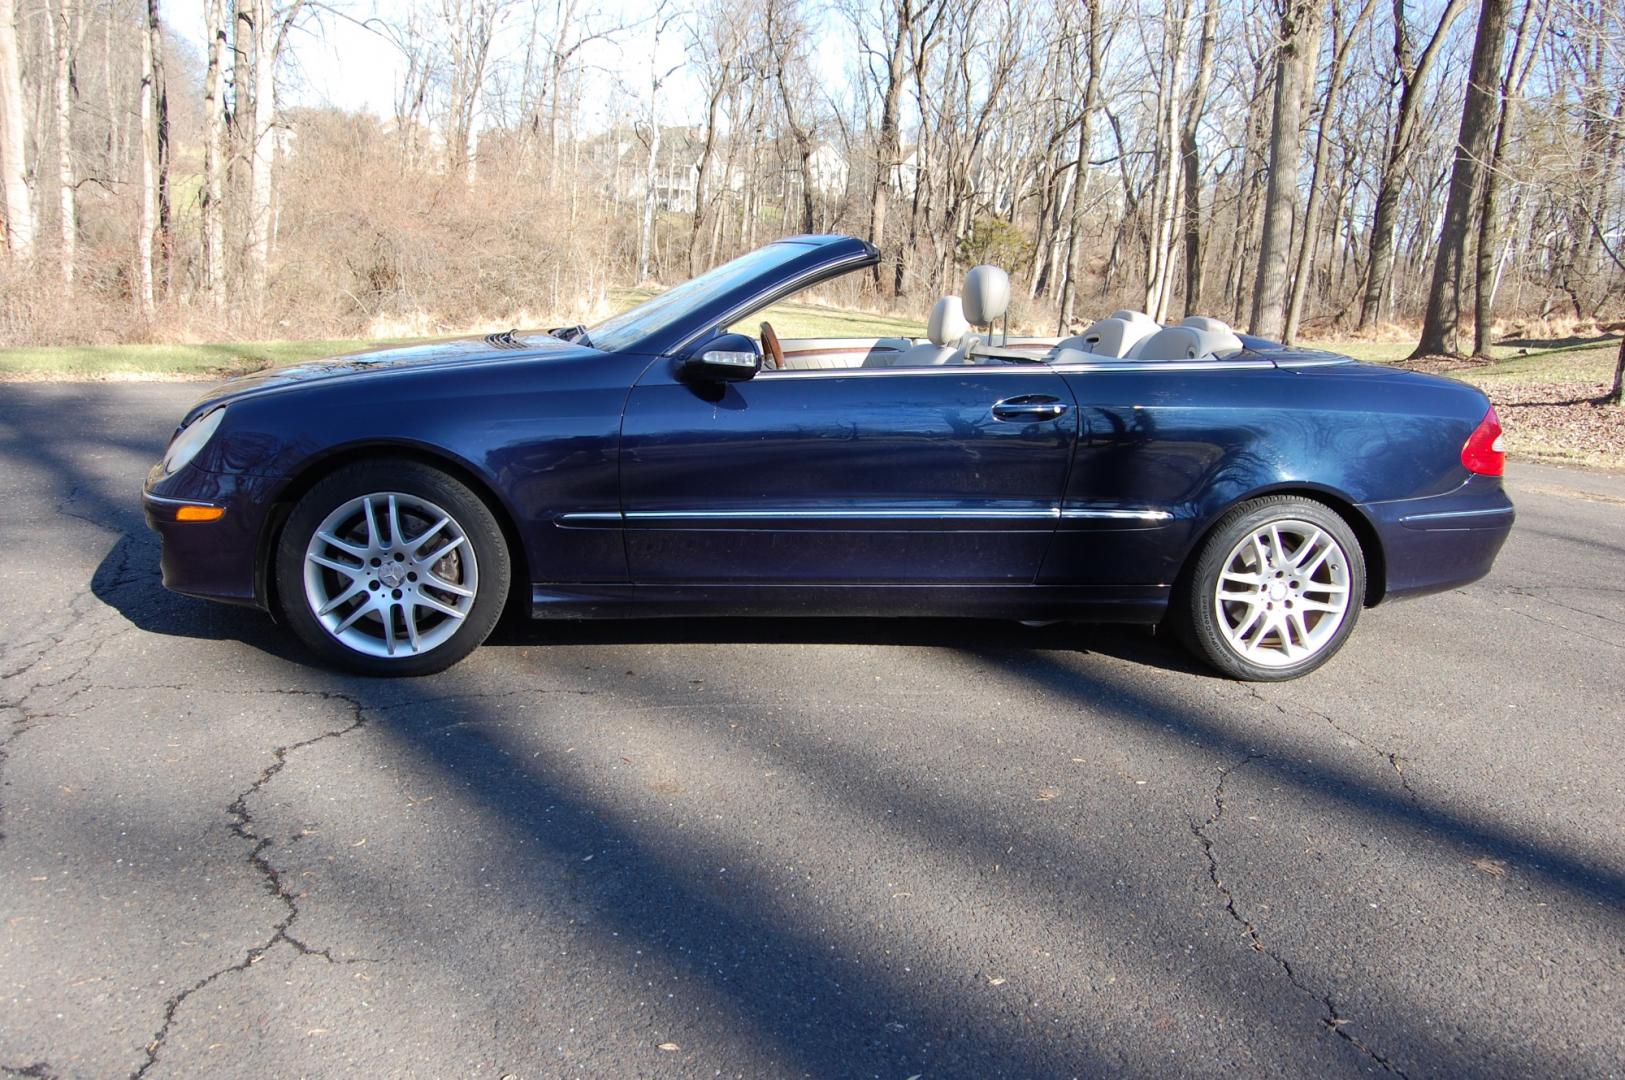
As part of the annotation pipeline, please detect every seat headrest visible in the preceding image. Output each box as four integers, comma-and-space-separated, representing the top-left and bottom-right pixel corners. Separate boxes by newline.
927, 296, 970, 347
1130, 325, 1246, 361
962, 265, 1010, 326
1178, 315, 1230, 333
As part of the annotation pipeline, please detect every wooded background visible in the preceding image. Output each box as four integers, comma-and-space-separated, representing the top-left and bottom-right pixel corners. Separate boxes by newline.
0, 0, 1620, 354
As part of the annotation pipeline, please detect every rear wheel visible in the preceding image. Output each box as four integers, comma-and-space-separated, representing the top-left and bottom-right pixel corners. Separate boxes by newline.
274, 460, 510, 676
1173, 496, 1364, 681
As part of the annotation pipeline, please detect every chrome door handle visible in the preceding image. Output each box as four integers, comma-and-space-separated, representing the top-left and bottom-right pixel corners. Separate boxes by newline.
992, 396, 1069, 421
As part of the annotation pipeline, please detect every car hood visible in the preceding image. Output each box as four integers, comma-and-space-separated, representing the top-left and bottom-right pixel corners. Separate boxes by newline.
181, 334, 597, 422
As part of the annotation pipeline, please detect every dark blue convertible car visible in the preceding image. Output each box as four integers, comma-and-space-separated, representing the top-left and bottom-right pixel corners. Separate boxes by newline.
143, 235, 1513, 680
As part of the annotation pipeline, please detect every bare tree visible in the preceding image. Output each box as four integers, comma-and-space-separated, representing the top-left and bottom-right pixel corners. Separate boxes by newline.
51, 0, 77, 282
1356, 0, 1470, 330
0, 0, 34, 260
148, 0, 171, 295
635, 0, 681, 282
1411, 0, 1513, 358
138, 0, 156, 312
684, 0, 741, 276
1470, 0, 1543, 357
1180, 0, 1218, 315
1143, 0, 1193, 322
1058, 0, 1102, 330
1284, 0, 1377, 343
1249, 0, 1323, 340
202, 0, 227, 306
857, 0, 919, 292
766, 0, 817, 235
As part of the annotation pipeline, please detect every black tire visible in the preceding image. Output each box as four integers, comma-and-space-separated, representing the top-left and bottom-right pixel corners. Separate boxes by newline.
274, 460, 511, 676
1170, 496, 1365, 681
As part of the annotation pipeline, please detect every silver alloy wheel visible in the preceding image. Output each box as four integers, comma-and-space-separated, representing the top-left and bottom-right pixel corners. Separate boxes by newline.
302, 492, 479, 659
1213, 518, 1351, 669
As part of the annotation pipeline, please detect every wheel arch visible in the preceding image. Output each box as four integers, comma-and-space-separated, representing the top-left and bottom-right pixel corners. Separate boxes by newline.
1184, 483, 1386, 607
255, 440, 532, 618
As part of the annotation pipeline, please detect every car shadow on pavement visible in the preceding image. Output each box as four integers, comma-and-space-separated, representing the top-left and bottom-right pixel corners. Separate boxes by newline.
91, 535, 1625, 922
87, 533, 1625, 1075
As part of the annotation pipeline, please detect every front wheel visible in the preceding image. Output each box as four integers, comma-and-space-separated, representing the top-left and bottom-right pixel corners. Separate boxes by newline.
1173, 496, 1365, 681
274, 460, 511, 676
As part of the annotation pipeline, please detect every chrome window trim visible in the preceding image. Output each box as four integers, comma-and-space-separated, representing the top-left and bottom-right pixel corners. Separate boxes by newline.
757, 364, 1051, 379
1269, 354, 1357, 368
1049, 358, 1278, 373
752, 358, 1282, 378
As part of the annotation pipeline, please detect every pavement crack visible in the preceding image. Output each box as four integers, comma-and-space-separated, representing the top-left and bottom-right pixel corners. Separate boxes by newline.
1500, 585, 1625, 629
1242, 686, 1419, 807
1191, 753, 1411, 1078
2, 1062, 60, 1079
131, 690, 374, 1079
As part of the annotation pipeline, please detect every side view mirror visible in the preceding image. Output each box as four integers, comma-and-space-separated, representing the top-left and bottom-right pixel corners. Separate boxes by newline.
682, 332, 762, 382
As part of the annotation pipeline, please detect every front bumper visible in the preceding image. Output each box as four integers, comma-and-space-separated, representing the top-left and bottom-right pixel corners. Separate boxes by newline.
1361, 474, 1515, 601
143, 465, 282, 608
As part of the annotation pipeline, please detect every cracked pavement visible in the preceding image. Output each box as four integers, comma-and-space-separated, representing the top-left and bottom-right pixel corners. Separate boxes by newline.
2, 383, 1622, 1079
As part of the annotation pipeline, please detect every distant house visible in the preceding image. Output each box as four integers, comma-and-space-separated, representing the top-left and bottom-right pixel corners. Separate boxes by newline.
807, 143, 848, 197
610, 127, 748, 214
890, 148, 920, 199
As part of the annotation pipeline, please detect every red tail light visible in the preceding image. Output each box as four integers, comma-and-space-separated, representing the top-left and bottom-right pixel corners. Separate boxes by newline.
1461, 406, 1505, 476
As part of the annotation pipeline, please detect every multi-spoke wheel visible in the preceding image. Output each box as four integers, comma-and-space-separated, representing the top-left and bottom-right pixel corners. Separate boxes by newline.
1173, 496, 1366, 681
275, 461, 510, 675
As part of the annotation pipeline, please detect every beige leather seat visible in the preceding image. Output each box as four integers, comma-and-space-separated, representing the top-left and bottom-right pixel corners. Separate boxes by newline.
872, 296, 972, 367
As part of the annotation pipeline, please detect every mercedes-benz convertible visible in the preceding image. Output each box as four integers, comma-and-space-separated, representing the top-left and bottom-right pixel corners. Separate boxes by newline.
142, 234, 1513, 680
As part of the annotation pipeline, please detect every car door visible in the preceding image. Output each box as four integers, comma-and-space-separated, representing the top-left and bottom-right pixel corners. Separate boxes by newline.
617, 361, 1079, 584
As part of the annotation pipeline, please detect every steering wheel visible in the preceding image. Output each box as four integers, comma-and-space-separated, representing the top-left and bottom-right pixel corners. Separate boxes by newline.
759, 321, 785, 371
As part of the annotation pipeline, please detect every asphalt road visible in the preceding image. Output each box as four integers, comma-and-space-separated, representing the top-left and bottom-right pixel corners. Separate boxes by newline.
2, 382, 1622, 1080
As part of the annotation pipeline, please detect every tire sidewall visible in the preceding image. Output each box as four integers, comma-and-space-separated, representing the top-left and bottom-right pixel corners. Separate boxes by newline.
274, 460, 511, 676
1183, 497, 1365, 681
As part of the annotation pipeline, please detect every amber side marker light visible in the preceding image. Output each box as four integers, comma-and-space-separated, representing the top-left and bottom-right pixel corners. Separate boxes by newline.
175, 505, 226, 522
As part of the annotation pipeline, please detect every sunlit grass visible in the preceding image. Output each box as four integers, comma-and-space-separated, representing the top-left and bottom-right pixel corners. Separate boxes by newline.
1301, 335, 1620, 385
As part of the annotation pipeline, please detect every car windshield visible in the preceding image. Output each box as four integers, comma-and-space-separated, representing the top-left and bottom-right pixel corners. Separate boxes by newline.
584, 244, 808, 353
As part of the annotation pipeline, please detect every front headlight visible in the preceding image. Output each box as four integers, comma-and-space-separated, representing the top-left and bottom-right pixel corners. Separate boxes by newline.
162, 408, 226, 476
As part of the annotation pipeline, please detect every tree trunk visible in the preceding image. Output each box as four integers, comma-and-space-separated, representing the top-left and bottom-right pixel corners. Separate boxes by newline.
148, 0, 170, 298
1357, 0, 1470, 330
868, 0, 910, 291
1471, 0, 1541, 358
1605, 335, 1623, 406
1058, 0, 1100, 332
1180, 0, 1217, 315
0, 0, 34, 260
244, 0, 275, 304
53, 0, 76, 282
637, 111, 659, 281
1411, 0, 1512, 359
202, 0, 226, 306
1285, 0, 1376, 344
138, 7, 156, 314
1249, 0, 1322, 340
